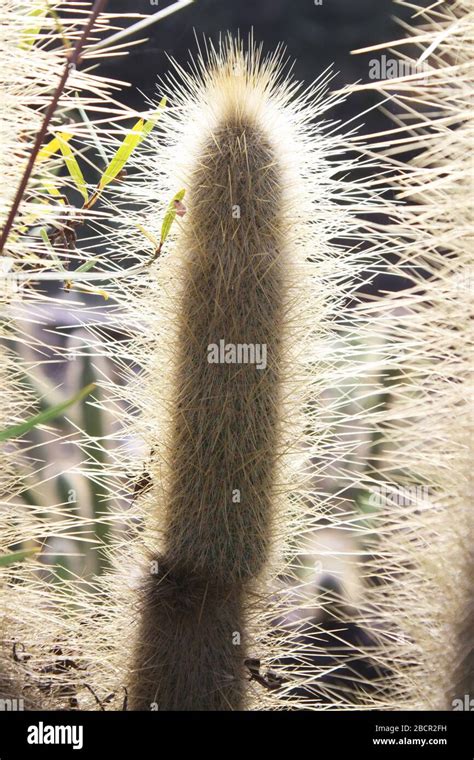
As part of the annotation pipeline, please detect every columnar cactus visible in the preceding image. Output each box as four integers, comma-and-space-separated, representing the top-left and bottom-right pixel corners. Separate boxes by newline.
96, 37, 389, 711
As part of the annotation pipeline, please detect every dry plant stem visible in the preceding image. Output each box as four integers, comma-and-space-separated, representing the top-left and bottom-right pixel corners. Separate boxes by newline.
129, 119, 286, 709
0, 0, 108, 255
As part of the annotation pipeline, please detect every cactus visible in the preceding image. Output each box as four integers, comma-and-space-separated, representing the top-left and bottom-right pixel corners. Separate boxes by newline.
308, 0, 474, 710
128, 71, 288, 711
81, 36, 392, 711
360, 0, 474, 710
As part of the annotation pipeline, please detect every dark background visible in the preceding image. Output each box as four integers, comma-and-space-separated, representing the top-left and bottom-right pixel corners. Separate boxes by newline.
101, 0, 413, 130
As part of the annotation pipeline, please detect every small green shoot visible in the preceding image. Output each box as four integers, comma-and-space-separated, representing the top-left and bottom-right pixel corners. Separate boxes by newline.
0, 383, 95, 442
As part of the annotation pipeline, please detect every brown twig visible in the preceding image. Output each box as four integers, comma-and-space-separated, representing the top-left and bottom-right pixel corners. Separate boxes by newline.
0, 0, 109, 255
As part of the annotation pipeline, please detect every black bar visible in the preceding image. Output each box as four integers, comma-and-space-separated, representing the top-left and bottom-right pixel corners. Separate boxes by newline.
0, 711, 472, 758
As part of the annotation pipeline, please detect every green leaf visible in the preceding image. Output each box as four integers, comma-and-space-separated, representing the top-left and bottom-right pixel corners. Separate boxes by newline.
37, 132, 72, 164
57, 134, 88, 202
98, 100, 166, 192
19, 5, 47, 50
98, 119, 144, 191
0, 548, 40, 567
160, 188, 186, 245
40, 178, 65, 203
76, 258, 98, 273
142, 97, 167, 138
0, 384, 95, 442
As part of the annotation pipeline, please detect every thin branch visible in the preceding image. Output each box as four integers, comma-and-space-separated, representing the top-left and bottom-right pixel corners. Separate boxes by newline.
0, 0, 109, 255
